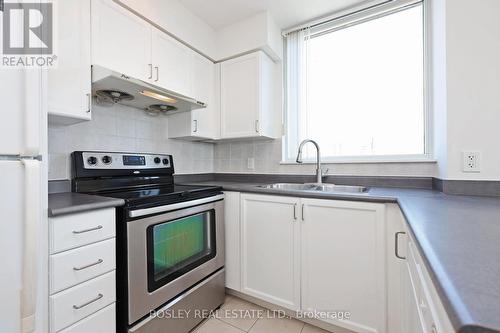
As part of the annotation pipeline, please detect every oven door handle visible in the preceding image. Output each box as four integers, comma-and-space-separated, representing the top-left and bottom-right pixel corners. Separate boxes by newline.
129, 194, 225, 218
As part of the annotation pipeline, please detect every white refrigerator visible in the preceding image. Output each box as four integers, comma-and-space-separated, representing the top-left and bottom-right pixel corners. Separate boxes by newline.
0, 67, 48, 331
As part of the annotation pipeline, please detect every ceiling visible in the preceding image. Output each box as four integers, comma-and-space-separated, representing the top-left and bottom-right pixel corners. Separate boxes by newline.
179, 0, 370, 30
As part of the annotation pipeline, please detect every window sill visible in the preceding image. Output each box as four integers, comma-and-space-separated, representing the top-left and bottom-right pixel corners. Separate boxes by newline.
280, 157, 437, 165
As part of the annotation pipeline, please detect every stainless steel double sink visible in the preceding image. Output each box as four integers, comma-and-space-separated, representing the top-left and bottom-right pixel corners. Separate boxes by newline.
257, 183, 368, 193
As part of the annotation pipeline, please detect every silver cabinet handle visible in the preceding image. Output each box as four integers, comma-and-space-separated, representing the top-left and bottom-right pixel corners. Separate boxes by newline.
255, 120, 259, 133
154, 66, 159, 82
293, 203, 297, 220
73, 259, 103, 271
148, 63, 153, 80
301, 204, 305, 221
72, 225, 103, 234
193, 119, 198, 133
395, 231, 406, 260
72, 293, 103, 310
86, 93, 91, 113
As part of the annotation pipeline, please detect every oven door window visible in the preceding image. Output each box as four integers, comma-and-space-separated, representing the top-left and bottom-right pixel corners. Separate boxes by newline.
147, 210, 216, 292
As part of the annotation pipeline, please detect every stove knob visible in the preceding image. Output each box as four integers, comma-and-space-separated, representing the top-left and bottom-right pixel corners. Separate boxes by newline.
154, 157, 161, 164
87, 156, 97, 165
102, 155, 112, 164
162, 158, 169, 165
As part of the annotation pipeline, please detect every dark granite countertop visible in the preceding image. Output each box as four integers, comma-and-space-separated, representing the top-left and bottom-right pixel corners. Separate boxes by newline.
180, 180, 500, 333
48, 192, 125, 217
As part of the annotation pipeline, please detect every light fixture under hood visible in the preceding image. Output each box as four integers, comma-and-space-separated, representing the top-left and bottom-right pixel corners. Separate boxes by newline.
139, 90, 177, 104
92, 65, 206, 114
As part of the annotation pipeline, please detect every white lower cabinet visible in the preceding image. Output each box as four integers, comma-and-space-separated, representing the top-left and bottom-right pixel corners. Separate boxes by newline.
50, 238, 116, 294
224, 192, 454, 333
400, 233, 455, 333
58, 303, 116, 333
240, 194, 301, 310
50, 271, 116, 332
301, 199, 386, 333
49, 208, 116, 333
224, 192, 241, 290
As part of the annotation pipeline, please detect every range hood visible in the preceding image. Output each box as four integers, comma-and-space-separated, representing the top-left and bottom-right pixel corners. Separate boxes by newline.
91, 65, 206, 114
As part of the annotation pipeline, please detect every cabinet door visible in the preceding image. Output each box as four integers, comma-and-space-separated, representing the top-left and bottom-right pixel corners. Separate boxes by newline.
48, 0, 91, 124
301, 199, 386, 333
240, 194, 300, 310
151, 27, 192, 96
91, 0, 151, 81
192, 54, 218, 138
224, 192, 241, 291
403, 262, 426, 333
220, 52, 261, 138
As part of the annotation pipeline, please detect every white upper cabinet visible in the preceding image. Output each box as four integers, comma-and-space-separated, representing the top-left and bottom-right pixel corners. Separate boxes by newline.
300, 199, 387, 333
91, 0, 152, 81
151, 28, 192, 97
168, 58, 219, 140
220, 51, 279, 139
48, 0, 92, 125
240, 194, 301, 310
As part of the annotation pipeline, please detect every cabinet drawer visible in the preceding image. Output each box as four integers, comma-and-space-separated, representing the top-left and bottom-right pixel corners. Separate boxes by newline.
50, 208, 115, 254
50, 238, 116, 294
407, 241, 439, 333
58, 303, 115, 333
50, 271, 116, 332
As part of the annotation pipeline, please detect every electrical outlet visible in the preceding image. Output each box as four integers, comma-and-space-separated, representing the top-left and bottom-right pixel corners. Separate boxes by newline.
247, 158, 255, 170
462, 151, 480, 172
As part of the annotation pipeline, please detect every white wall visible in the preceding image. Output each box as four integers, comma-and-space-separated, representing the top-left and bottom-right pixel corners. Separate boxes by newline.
443, 0, 500, 180
116, 0, 218, 59
48, 102, 214, 180
432, 0, 500, 180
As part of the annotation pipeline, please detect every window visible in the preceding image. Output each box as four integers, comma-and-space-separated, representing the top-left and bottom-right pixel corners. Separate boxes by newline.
284, 0, 428, 162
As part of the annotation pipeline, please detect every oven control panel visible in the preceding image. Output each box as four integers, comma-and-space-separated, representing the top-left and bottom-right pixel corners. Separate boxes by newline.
81, 152, 172, 170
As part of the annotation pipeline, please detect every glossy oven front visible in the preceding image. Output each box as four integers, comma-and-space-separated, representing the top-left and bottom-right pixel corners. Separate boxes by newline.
124, 196, 225, 328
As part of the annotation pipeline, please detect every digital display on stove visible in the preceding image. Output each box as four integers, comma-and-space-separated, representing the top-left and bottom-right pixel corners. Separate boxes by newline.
123, 155, 146, 166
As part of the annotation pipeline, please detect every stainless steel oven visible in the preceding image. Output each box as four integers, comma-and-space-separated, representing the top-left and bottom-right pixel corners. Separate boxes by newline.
126, 194, 225, 326
71, 151, 226, 333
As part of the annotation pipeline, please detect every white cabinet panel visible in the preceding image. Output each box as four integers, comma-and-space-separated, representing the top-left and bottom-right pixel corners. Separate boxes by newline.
50, 271, 116, 332
301, 199, 386, 333
220, 51, 278, 140
221, 53, 260, 138
191, 53, 212, 104
49, 208, 115, 254
223, 192, 241, 291
58, 303, 115, 333
168, 58, 219, 140
91, 0, 151, 81
48, 0, 91, 125
403, 262, 426, 333
240, 194, 300, 310
50, 239, 116, 294
151, 27, 192, 96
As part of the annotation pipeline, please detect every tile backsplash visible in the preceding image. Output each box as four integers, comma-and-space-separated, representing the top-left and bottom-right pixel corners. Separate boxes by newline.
48, 102, 214, 180
49, 102, 436, 180
214, 139, 438, 177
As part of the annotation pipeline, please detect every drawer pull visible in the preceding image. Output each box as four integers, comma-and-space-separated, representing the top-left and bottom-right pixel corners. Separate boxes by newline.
73, 293, 103, 310
72, 225, 103, 234
73, 259, 103, 271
